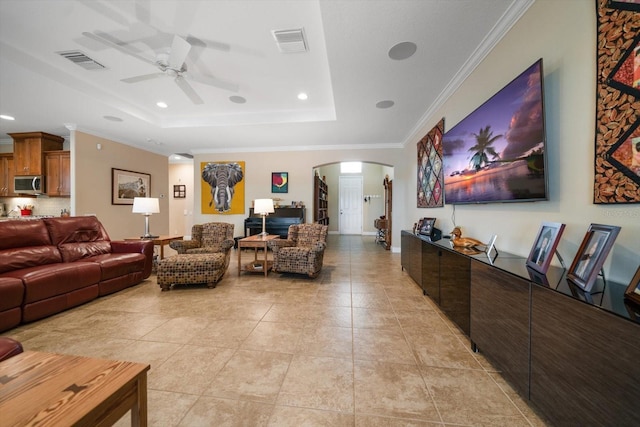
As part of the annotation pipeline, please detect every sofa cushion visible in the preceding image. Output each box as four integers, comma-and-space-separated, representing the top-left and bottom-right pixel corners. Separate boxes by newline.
0, 219, 52, 250
0, 246, 62, 274
0, 220, 62, 274
4, 262, 101, 304
78, 253, 146, 281
44, 216, 112, 262
0, 277, 24, 311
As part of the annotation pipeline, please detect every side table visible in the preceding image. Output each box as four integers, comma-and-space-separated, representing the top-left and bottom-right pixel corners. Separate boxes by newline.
125, 235, 183, 260
237, 234, 280, 277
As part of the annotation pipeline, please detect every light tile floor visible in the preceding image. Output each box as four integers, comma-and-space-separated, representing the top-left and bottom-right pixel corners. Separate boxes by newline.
5, 235, 548, 426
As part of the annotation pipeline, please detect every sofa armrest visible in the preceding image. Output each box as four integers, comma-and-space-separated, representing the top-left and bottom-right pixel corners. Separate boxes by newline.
268, 239, 295, 254
312, 242, 327, 252
111, 240, 154, 279
221, 239, 235, 251
170, 240, 201, 254
0, 337, 23, 362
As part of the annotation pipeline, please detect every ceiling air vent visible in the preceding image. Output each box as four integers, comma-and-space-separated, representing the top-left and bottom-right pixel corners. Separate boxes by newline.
57, 50, 106, 70
272, 28, 308, 53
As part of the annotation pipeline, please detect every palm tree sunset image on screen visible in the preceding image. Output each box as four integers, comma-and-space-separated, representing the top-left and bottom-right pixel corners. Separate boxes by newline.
468, 126, 502, 171
443, 59, 548, 205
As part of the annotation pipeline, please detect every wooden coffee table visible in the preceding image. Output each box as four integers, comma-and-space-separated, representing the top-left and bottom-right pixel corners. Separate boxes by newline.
237, 234, 280, 277
0, 351, 150, 426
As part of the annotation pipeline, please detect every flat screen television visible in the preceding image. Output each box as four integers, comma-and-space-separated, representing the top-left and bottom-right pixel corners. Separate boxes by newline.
443, 59, 548, 204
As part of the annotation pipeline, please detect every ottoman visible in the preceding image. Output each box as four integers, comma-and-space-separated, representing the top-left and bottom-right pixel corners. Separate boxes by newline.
157, 253, 228, 291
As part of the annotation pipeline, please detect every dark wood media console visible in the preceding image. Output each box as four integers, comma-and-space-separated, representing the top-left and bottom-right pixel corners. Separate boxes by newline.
401, 230, 640, 426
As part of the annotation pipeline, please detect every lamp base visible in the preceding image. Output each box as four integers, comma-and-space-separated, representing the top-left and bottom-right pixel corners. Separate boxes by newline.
140, 234, 159, 240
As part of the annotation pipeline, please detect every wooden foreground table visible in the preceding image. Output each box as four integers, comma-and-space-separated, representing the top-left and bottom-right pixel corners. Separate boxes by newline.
0, 351, 150, 426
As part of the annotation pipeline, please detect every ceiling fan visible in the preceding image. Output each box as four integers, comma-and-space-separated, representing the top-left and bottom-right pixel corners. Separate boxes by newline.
82, 31, 238, 105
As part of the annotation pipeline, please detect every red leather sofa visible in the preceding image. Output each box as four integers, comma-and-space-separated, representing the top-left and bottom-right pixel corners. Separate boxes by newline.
0, 216, 153, 332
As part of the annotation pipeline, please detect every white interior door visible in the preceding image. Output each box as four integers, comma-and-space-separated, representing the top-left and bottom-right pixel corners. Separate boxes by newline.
339, 176, 363, 234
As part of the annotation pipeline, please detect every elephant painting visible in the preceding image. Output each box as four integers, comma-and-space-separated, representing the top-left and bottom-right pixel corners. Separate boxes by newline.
202, 162, 244, 213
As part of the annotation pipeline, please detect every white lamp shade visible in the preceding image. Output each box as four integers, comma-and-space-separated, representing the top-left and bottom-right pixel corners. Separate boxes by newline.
254, 198, 275, 215
132, 197, 160, 214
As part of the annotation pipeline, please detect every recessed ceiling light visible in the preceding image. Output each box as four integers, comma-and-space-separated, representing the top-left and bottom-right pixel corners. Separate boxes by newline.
376, 100, 395, 109
156, 101, 168, 108
103, 115, 123, 122
297, 92, 308, 100
388, 41, 417, 60
0, 114, 15, 121
229, 95, 246, 104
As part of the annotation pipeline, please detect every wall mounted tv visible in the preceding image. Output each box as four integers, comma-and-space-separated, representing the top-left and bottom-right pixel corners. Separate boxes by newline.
443, 59, 548, 204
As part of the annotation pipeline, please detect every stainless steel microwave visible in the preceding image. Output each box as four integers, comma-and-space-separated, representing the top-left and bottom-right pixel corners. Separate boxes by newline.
14, 175, 44, 195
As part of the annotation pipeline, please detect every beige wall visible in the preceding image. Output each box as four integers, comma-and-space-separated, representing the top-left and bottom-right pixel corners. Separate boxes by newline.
401, 0, 639, 284
73, 131, 169, 240
168, 163, 195, 237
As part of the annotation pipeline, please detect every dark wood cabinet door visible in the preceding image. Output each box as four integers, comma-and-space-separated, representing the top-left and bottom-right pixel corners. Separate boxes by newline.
530, 285, 640, 426
471, 261, 530, 397
401, 231, 422, 286
438, 248, 470, 334
421, 242, 440, 302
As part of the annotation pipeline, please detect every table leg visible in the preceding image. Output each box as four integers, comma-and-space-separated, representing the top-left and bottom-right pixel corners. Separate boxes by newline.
131, 373, 148, 426
264, 242, 268, 277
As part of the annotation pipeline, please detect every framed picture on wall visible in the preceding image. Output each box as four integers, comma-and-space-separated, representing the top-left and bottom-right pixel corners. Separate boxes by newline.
526, 222, 565, 274
567, 224, 621, 292
111, 168, 150, 205
272, 172, 288, 193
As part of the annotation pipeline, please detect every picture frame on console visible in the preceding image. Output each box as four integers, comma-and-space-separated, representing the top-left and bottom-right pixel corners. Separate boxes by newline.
418, 217, 436, 236
526, 222, 565, 274
623, 265, 640, 306
567, 224, 621, 293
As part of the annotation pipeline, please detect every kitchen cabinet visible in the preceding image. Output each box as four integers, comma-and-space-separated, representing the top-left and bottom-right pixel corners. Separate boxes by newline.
45, 151, 70, 196
0, 154, 16, 197
10, 132, 64, 176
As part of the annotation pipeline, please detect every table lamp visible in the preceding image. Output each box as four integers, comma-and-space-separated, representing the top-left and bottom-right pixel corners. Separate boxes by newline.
132, 197, 160, 239
254, 198, 275, 236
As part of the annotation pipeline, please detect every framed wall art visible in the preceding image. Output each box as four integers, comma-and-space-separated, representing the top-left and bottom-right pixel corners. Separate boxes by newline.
567, 224, 621, 292
594, 0, 640, 203
272, 172, 288, 193
417, 118, 445, 207
112, 168, 150, 205
526, 222, 566, 274
173, 185, 186, 198
200, 161, 245, 214
624, 265, 640, 306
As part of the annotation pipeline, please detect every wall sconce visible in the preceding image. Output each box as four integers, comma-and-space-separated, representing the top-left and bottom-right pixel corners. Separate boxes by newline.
132, 197, 160, 239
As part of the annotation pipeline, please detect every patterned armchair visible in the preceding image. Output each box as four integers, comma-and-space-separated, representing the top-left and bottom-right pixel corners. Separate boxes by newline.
170, 222, 235, 255
268, 223, 328, 278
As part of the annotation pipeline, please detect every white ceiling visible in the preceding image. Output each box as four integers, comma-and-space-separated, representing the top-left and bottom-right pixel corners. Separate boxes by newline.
0, 0, 530, 159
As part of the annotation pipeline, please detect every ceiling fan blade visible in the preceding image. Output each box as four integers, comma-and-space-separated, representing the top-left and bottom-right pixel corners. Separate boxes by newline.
83, 31, 156, 67
169, 35, 191, 69
175, 76, 203, 105
187, 73, 239, 93
82, 1, 130, 27
121, 73, 165, 84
